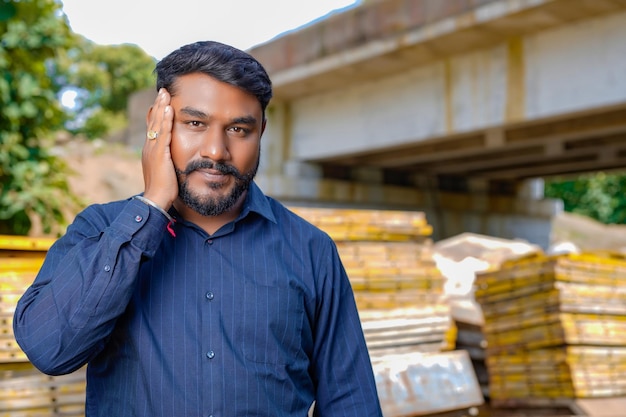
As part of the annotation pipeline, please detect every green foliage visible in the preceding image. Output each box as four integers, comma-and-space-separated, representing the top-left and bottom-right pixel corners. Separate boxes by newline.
545, 172, 626, 225
81, 108, 128, 140
0, 0, 155, 235
57, 38, 156, 138
0, 0, 79, 235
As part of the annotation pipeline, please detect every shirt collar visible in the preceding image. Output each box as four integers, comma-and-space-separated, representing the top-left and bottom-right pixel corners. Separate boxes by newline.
238, 181, 277, 224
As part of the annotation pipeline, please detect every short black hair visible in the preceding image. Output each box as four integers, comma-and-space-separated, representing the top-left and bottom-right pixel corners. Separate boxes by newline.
155, 41, 273, 113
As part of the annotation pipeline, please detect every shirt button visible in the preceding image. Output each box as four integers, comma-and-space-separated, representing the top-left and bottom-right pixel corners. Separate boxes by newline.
103, 265, 111, 272
207, 239, 213, 245
206, 292, 214, 301
134, 215, 143, 222
206, 350, 215, 359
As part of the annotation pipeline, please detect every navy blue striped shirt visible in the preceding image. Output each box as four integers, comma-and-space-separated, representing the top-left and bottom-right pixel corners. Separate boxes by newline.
14, 182, 382, 417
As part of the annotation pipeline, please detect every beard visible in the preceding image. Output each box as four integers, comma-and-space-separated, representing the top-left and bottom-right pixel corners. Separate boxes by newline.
176, 156, 259, 217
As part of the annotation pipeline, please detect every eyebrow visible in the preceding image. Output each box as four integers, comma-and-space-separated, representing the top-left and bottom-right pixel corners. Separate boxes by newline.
179, 107, 258, 126
231, 115, 258, 125
180, 107, 208, 119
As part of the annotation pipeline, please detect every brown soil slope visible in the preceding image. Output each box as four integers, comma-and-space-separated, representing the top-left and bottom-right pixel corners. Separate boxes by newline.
62, 139, 144, 206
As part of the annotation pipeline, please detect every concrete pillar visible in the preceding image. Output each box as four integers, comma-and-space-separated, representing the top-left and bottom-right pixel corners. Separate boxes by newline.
259, 102, 290, 177
283, 160, 323, 178
517, 178, 545, 200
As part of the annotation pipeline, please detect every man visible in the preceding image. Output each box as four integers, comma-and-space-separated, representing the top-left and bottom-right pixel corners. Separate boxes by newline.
14, 41, 383, 416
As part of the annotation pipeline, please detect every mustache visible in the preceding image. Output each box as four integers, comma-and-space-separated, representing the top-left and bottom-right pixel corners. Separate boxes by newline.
177, 159, 247, 181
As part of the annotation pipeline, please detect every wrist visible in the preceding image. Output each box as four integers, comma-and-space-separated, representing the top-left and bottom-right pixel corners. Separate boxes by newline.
141, 193, 173, 212
133, 195, 174, 224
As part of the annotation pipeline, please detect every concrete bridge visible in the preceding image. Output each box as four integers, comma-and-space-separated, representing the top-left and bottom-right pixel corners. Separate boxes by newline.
129, 0, 626, 248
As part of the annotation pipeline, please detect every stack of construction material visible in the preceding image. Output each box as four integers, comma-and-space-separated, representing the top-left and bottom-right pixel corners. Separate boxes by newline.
291, 207, 483, 416
289, 207, 434, 243
337, 241, 443, 310
0, 235, 86, 417
475, 252, 626, 408
359, 305, 454, 356
290, 206, 452, 353
0, 369, 86, 417
289, 207, 443, 309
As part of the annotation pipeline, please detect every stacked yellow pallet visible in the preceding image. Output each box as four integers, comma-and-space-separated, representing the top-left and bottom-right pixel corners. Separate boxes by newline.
0, 235, 86, 417
486, 346, 626, 400
475, 252, 626, 405
289, 207, 433, 243
0, 368, 86, 417
290, 207, 453, 353
337, 241, 444, 308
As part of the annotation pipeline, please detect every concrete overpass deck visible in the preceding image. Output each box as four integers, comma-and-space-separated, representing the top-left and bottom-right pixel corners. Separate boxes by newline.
250, 0, 626, 184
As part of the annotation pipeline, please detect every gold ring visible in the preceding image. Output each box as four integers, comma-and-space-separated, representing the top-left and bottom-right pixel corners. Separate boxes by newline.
147, 130, 159, 140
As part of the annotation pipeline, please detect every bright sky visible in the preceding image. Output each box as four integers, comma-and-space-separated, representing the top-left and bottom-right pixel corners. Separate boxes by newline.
60, 0, 359, 60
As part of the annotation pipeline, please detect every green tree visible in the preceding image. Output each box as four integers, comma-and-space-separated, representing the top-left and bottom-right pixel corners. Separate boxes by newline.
545, 172, 626, 224
57, 38, 156, 139
0, 0, 80, 235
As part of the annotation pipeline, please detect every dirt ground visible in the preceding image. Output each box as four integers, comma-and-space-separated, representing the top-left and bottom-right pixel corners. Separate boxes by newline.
61, 138, 144, 207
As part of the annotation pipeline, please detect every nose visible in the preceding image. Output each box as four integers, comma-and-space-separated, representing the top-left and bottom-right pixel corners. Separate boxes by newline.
199, 129, 230, 161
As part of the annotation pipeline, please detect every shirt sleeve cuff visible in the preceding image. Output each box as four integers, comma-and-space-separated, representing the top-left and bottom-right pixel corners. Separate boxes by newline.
112, 199, 173, 256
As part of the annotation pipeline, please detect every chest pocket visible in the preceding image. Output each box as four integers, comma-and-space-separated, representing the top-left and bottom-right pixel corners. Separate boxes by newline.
236, 280, 305, 365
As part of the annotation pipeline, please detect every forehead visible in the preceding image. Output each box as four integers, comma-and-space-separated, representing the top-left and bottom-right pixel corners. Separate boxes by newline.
170, 73, 262, 116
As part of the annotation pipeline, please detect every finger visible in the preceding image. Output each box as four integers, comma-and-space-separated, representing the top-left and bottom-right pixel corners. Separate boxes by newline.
146, 89, 168, 142
160, 102, 174, 148
143, 91, 167, 161
141, 89, 176, 197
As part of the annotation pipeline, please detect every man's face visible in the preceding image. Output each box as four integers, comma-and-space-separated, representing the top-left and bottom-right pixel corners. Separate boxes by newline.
168, 73, 264, 216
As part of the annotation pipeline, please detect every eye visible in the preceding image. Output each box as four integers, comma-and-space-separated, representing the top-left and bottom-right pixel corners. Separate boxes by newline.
188, 121, 203, 127
228, 126, 250, 137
